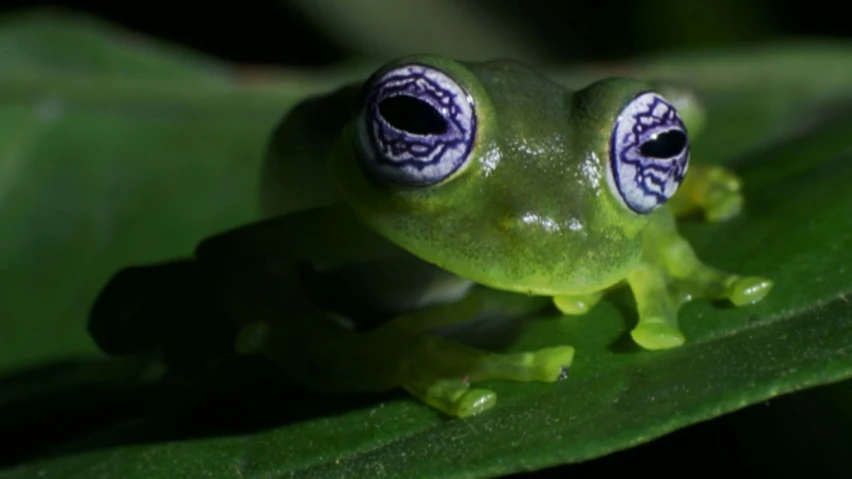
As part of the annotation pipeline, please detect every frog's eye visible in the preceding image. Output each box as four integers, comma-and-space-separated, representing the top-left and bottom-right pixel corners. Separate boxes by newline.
608, 91, 690, 214
355, 64, 477, 187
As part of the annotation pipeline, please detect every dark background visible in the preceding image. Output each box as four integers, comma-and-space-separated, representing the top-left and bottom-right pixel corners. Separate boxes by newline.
2, 0, 848, 66
1, 1, 850, 477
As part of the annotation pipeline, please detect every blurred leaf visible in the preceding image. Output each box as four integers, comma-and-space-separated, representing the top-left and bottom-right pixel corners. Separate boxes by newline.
0, 9, 328, 371
285, 0, 548, 63
0, 9, 224, 80
3, 9, 852, 479
629, 0, 776, 53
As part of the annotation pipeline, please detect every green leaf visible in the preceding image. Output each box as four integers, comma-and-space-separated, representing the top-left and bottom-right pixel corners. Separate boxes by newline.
3, 10, 852, 479
0, 8, 333, 372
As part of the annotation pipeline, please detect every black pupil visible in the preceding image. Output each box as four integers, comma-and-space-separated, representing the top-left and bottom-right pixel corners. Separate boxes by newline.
639, 130, 687, 158
378, 96, 447, 135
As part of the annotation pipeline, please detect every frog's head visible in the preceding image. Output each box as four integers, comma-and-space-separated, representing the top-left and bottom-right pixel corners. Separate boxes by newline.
329, 55, 691, 293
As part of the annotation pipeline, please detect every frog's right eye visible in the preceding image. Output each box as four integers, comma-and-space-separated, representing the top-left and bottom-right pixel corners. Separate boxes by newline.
607, 91, 690, 215
355, 64, 477, 187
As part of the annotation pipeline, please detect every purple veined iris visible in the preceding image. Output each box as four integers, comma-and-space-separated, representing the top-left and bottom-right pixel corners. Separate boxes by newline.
355, 64, 477, 187
608, 91, 690, 214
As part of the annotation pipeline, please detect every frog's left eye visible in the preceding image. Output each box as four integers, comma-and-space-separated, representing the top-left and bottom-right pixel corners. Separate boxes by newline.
355, 64, 477, 187
608, 91, 690, 214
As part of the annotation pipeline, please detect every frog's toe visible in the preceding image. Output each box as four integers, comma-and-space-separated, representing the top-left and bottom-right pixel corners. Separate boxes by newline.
404, 377, 497, 418
453, 388, 498, 418
631, 322, 686, 350
464, 345, 575, 383
705, 192, 743, 222
702, 166, 744, 222
726, 276, 774, 306
531, 346, 576, 382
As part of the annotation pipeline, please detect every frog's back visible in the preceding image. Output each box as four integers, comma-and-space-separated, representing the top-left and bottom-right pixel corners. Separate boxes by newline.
261, 84, 360, 218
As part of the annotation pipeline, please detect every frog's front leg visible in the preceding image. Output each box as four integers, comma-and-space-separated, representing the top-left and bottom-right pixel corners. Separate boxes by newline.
384, 292, 573, 417
197, 208, 574, 418
230, 278, 573, 418
627, 210, 773, 350
667, 163, 744, 222
625, 262, 685, 349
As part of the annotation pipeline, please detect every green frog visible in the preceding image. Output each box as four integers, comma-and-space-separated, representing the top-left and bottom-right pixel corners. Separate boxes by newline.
196, 55, 773, 418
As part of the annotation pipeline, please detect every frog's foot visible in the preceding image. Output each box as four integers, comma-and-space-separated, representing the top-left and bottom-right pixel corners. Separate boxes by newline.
669, 164, 744, 222
626, 265, 774, 351
631, 322, 685, 350
403, 378, 496, 418
552, 292, 603, 315
627, 217, 774, 351
641, 274, 772, 346
400, 343, 575, 418
468, 346, 576, 383
722, 275, 774, 306
393, 312, 575, 384
626, 263, 686, 350
669, 261, 774, 308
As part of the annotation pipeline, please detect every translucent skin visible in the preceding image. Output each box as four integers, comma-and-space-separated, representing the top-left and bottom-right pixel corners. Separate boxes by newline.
196, 55, 773, 418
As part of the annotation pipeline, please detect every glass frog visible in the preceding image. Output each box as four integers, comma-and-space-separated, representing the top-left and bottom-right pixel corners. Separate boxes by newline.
196, 55, 773, 418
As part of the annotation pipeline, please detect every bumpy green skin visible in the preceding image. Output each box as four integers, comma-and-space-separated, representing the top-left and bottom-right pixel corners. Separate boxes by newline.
197, 55, 773, 419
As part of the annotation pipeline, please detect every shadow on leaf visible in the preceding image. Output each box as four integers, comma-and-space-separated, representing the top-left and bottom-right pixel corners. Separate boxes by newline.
0, 261, 406, 467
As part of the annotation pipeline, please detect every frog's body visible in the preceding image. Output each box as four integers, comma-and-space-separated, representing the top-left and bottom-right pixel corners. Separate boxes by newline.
197, 55, 772, 418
